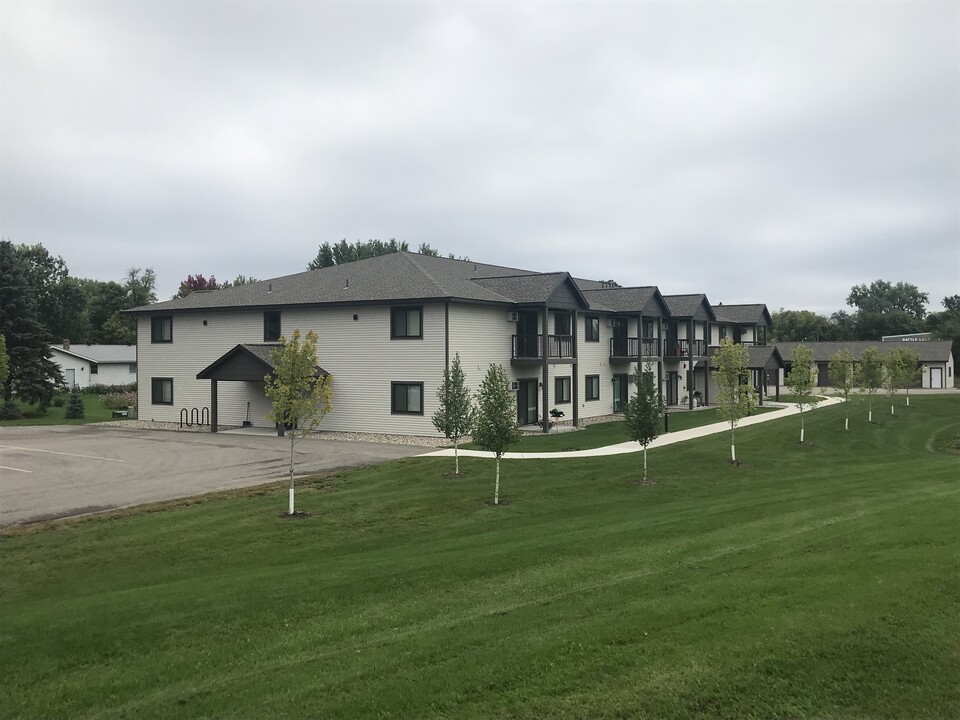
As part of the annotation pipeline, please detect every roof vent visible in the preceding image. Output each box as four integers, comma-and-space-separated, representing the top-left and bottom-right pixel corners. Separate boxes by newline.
268, 283, 272, 293
473, 264, 477, 272
345, 279, 350, 289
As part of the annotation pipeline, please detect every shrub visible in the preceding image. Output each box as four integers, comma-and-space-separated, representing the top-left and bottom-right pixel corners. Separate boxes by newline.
83, 383, 136, 396
64, 387, 85, 419
52, 391, 68, 407
0, 398, 23, 420
100, 392, 137, 410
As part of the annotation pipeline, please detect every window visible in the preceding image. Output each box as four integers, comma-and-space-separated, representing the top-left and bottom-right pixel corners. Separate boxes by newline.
151, 377, 173, 405
391, 307, 422, 339
585, 315, 600, 342
151, 316, 173, 343
90, 363, 99, 375
642, 319, 655, 338
585, 374, 600, 400
555, 313, 571, 336
263, 311, 281, 342
391, 382, 423, 414
555, 376, 571, 403
129, 363, 137, 374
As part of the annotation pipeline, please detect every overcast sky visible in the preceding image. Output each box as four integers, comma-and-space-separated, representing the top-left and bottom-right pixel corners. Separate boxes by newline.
2, 0, 957, 313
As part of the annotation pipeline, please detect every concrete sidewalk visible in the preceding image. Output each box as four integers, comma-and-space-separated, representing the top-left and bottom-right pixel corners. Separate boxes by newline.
419, 396, 845, 460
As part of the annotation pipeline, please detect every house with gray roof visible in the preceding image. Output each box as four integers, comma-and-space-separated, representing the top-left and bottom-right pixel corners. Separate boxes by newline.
127, 252, 779, 435
49, 342, 137, 389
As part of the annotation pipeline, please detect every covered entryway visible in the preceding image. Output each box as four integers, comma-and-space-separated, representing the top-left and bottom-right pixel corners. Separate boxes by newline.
196, 344, 327, 433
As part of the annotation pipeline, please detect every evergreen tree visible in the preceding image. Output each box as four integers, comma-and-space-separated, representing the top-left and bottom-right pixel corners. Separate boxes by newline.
622, 364, 664, 482
710, 338, 757, 464
64, 386, 85, 419
472, 364, 522, 505
0, 241, 64, 409
785, 344, 823, 444
432, 353, 476, 477
828, 348, 860, 431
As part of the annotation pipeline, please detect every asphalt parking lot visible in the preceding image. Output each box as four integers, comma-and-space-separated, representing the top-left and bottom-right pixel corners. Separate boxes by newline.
0, 425, 425, 527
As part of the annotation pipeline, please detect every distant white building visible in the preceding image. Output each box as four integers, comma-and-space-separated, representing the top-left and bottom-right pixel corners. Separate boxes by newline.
49, 342, 137, 389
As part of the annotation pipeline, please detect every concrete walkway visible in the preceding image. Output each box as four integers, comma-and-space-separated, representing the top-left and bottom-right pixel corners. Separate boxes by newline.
419, 396, 845, 460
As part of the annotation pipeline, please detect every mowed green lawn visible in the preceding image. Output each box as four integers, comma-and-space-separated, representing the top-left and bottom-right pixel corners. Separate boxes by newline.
2, 397, 958, 719
0, 394, 136, 426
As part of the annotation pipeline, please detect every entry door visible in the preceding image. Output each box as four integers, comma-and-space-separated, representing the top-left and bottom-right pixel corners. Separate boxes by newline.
930, 367, 943, 389
517, 379, 538, 426
612, 374, 629, 412
65, 368, 75, 389
666, 371, 679, 405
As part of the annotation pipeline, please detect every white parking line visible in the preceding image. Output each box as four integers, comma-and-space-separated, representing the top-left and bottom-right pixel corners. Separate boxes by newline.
0, 465, 33, 473
0, 445, 126, 463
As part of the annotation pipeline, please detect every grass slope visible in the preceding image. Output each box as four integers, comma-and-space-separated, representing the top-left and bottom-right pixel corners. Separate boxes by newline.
2, 397, 958, 719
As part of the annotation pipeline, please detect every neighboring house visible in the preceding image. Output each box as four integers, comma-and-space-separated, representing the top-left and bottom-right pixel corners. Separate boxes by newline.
126, 252, 779, 435
49, 342, 137, 389
774, 341, 955, 389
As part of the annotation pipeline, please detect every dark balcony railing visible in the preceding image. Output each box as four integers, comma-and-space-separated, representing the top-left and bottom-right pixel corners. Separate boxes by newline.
610, 337, 662, 359
547, 334, 574, 358
512, 335, 574, 360
512, 334, 542, 359
666, 339, 707, 357
610, 337, 637, 358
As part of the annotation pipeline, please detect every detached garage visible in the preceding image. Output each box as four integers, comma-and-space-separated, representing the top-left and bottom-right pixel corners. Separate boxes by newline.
775, 340, 955, 389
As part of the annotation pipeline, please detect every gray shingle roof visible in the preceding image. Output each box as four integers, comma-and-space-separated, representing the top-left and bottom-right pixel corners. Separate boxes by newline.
580, 286, 665, 315
712, 303, 771, 326
662, 294, 716, 320
128, 252, 544, 314
707, 344, 783, 369
774, 341, 954, 363
50, 344, 136, 363
471, 272, 587, 305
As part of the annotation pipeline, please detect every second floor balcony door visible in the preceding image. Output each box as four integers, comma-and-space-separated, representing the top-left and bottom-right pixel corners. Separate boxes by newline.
516, 311, 539, 359
612, 318, 628, 356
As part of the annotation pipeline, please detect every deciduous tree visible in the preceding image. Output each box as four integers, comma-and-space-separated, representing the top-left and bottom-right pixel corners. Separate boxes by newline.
711, 338, 757, 464
264, 329, 333, 515
785, 344, 823, 444
175, 274, 221, 298
432, 353, 475, 477
883, 346, 920, 414
859, 346, 883, 423
472, 364, 522, 504
622, 364, 663, 482
846, 280, 928, 340
828, 348, 860, 431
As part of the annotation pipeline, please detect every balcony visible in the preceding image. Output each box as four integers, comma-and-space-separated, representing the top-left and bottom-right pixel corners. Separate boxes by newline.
512, 335, 574, 361
610, 337, 661, 361
665, 339, 707, 357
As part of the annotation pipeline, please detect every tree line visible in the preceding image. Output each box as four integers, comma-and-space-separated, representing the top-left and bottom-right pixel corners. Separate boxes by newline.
771, 279, 959, 360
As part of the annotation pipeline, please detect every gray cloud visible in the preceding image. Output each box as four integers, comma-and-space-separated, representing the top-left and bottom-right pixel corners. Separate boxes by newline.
2, 0, 957, 312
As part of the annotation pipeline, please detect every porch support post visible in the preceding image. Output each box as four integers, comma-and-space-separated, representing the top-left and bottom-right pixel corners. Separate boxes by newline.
688, 318, 695, 410
541, 304, 549, 433
638, 312, 644, 362
704, 358, 710, 406
210, 379, 218, 433
572, 309, 579, 427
